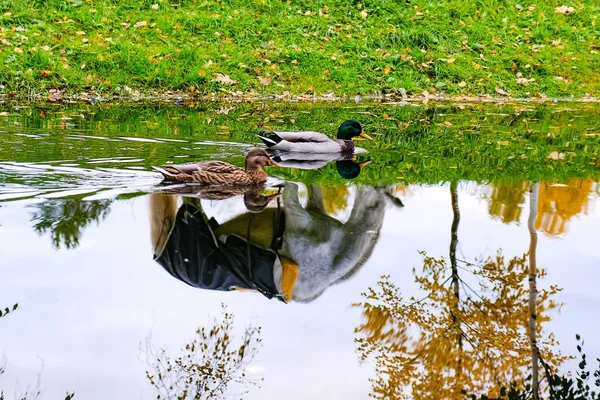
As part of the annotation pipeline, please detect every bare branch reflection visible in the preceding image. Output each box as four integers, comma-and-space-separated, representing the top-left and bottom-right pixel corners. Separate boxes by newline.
143, 305, 262, 400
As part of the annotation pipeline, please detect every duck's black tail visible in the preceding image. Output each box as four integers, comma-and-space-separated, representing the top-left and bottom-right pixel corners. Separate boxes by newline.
256, 129, 283, 148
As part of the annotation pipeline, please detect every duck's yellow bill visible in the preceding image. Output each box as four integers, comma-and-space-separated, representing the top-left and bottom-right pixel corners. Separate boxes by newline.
360, 131, 373, 140
358, 160, 372, 169
267, 159, 283, 167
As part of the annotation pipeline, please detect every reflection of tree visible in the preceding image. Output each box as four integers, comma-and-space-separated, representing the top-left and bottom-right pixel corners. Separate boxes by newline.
321, 185, 350, 214
0, 304, 19, 319
354, 183, 565, 400
488, 181, 529, 224
30, 200, 112, 249
536, 179, 594, 236
144, 306, 262, 400
487, 179, 595, 235
528, 183, 540, 399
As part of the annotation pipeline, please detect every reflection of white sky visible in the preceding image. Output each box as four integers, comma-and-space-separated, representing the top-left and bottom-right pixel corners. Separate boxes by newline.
0, 183, 599, 399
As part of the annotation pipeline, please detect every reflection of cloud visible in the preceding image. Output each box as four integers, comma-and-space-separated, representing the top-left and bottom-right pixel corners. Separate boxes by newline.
245, 365, 266, 375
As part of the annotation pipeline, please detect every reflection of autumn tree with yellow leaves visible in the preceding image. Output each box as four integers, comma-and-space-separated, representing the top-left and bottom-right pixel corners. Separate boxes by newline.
487, 179, 596, 235
536, 179, 595, 236
355, 253, 565, 400
355, 253, 564, 400
321, 185, 350, 214
488, 181, 529, 224
355, 182, 565, 400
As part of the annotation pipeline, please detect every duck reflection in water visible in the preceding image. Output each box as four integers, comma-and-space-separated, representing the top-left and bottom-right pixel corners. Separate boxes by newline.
150, 183, 402, 303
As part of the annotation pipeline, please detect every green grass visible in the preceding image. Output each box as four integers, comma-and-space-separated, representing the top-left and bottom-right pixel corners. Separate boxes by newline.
0, 101, 599, 185
0, 0, 599, 98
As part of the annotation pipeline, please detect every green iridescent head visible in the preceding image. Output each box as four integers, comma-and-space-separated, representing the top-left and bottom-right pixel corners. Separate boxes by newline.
337, 120, 373, 141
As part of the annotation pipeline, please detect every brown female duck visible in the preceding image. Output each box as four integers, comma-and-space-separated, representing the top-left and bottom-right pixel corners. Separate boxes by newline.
153, 148, 278, 185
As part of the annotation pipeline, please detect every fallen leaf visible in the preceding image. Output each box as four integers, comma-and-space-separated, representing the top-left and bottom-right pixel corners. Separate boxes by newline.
134, 21, 147, 28
40, 70, 51, 76
216, 107, 234, 115
384, 65, 392, 74
516, 77, 535, 85
76, 31, 86, 35
14, 47, 23, 54
360, 9, 368, 18
258, 76, 271, 85
548, 151, 565, 160
472, 62, 480, 70
554, 5, 575, 14
214, 73, 238, 85
497, 140, 509, 146
151, 3, 159, 9
495, 87, 509, 96
447, 57, 455, 64
444, 121, 453, 126
458, 81, 467, 87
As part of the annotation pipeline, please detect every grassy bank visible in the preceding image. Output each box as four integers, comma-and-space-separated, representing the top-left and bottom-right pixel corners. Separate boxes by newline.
0, 0, 599, 99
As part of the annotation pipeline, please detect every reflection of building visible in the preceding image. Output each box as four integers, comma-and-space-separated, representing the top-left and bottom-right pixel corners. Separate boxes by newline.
487, 179, 596, 236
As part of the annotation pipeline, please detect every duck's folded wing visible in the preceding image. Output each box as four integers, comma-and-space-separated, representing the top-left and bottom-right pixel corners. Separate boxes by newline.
274, 131, 331, 143
197, 161, 242, 174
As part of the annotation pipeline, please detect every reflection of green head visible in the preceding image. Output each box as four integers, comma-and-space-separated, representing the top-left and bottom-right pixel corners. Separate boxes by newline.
336, 159, 371, 179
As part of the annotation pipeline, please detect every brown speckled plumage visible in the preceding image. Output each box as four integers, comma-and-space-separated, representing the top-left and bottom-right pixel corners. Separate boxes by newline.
153, 148, 275, 185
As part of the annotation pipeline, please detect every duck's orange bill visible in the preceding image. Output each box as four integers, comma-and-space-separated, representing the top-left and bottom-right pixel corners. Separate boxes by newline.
359, 131, 373, 140
358, 160, 372, 169
267, 159, 283, 167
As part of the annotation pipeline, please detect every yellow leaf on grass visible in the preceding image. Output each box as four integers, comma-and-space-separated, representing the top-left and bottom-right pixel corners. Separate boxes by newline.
495, 87, 509, 96
40, 70, 51, 77
214, 73, 238, 85
360, 9, 368, 18
384, 65, 392, 74
472, 62, 480, 70
458, 81, 467, 87
447, 58, 455, 64
134, 21, 147, 28
548, 151, 565, 160
555, 5, 575, 14
497, 140, 509, 146
151, 3, 159, 9
258, 76, 271, 86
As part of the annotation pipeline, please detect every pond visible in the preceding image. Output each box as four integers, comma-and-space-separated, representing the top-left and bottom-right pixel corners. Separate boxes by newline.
1, 102, 599, 399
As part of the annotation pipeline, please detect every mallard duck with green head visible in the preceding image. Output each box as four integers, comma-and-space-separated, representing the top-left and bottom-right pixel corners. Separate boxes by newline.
257, 120, 372, 153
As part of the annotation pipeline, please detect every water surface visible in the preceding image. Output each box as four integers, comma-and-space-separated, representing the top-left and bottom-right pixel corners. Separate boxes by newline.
1, 102, 599, 399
